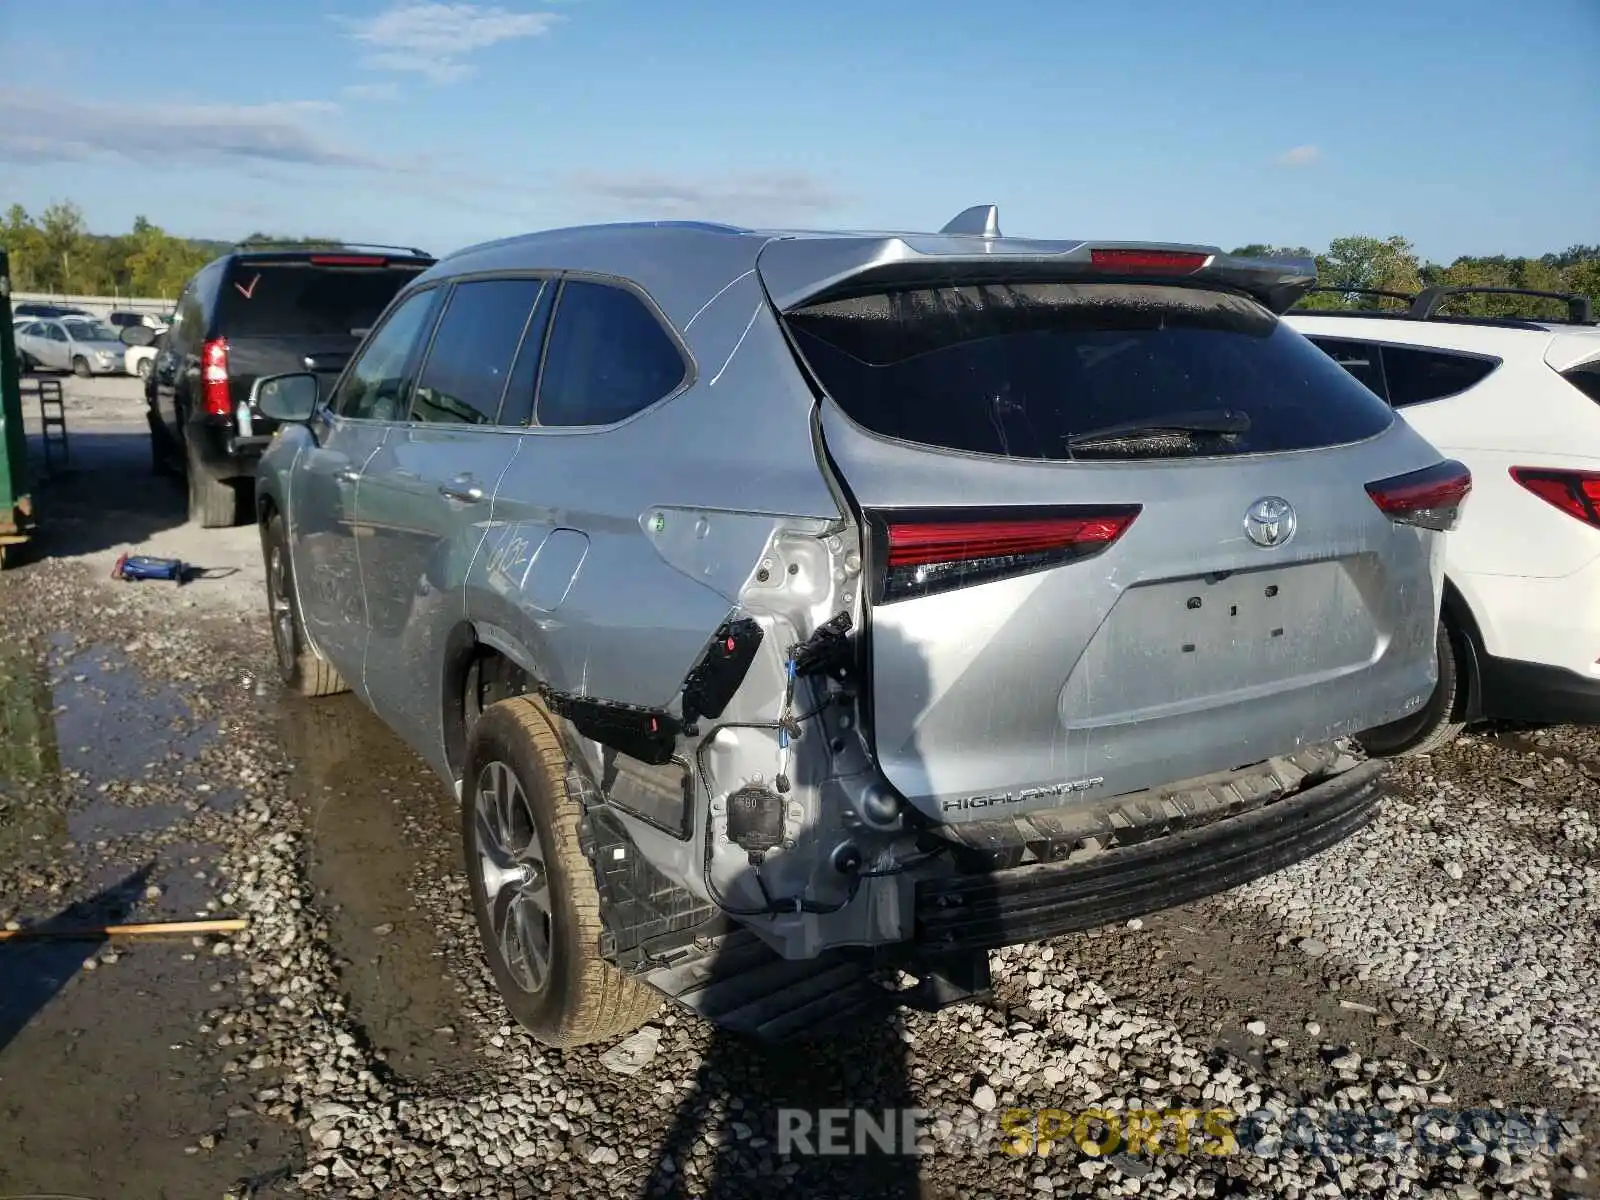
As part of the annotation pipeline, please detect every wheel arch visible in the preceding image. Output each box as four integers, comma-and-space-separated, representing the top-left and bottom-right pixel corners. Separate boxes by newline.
1441, 575, 1485, 722
441, 622, 539, 785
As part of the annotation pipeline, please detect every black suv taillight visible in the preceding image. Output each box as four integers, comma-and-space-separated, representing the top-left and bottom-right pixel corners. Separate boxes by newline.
867, 506, 1141, 602
1365, 460, 1472, 531
1510, 467, 1600, 529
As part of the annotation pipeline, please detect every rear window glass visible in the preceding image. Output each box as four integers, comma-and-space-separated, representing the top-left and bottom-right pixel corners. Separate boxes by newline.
218, 261, 427, 338
786, 283, 1396, 459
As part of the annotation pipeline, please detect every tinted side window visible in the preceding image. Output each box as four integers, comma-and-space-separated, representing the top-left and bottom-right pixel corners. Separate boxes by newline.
536, 281, 687, 427
172, 273, 208, 348
1379, 344, 1498, 407
411, 278, 547, 425
1308, 337, 1387, 401
1563, 362, 1600, 405
786, 283, 1395, 459
331, 288, 442, 421
497, 283, 557, 427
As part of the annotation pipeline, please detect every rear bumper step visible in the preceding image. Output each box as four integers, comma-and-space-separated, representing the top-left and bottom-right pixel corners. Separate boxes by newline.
914, 758, 1387, 953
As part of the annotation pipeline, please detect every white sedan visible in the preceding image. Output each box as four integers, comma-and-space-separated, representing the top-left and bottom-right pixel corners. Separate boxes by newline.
14, 316, 127, 376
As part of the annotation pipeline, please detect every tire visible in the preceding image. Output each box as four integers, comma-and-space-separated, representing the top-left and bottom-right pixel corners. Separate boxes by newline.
17, 352, 35, 373
186, 437, 241, 528
261, 513, 348, 697
136, 358, 152, 381
147, 411, 171, 475
72, 356, 91, 378
462, 696, 660, 1047
1358, 618, 1467, 757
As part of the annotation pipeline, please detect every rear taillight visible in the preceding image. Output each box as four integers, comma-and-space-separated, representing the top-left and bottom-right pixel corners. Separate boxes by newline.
1510, 467, 1600, 528
309, 254, 388, 266
1365, 459, 1472, 531
1089, 248, 1209, 273
870, 506, 1141, 602
201, 337, 231, 417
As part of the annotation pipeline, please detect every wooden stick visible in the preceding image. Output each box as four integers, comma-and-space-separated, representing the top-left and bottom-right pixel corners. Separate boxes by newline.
0, 917, 248, 942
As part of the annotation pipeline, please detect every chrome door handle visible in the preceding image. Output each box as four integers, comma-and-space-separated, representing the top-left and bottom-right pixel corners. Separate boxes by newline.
439, 482, 485, 503
336, 467, 361, 484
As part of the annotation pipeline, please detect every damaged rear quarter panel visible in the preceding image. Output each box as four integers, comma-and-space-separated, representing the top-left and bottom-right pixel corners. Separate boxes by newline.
465, 276, 841, 713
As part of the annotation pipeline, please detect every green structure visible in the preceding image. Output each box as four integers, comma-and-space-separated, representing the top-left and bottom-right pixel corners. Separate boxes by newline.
0, 248, 33, 568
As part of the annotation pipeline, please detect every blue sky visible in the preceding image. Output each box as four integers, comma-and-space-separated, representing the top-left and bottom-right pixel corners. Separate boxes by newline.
2, 0, 1595, 261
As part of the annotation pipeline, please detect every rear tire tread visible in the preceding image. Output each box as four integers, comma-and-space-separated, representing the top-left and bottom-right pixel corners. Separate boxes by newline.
465, 697, 660, 1048
1359, 619, 1466, 757
187, 438, 241, 528
263, 514, 348, 698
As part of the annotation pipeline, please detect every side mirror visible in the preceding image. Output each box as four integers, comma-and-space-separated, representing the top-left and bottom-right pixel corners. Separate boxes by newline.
120, 325, 156, 348
252, 372, 320, 423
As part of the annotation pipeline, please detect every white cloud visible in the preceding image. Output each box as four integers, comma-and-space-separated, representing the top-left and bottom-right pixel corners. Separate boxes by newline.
0, 88, 376, 169
567, 170, 847, 222
341, 3, 563, 84
1275, 144, 1322, 168
342, 82, 402, 101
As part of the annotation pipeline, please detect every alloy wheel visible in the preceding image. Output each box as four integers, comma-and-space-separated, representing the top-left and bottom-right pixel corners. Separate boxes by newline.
473, 760, 553, 993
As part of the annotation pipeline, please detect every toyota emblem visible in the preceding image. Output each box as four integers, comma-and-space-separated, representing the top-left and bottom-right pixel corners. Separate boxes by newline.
1244, 496, 1296, 548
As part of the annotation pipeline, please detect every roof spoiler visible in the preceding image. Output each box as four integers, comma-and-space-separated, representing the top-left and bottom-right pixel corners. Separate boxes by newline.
759, 232, 1319, 315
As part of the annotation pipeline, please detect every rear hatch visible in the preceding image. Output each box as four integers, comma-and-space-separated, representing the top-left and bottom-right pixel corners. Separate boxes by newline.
763, 242, 1465, 822
219, 252, 433, 423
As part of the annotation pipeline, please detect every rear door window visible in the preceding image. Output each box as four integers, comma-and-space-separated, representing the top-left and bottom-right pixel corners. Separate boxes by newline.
535, 280, 687, 427
219, 260, 429, 338
785, 282, 1396, 459
410, 277, 548, 425
1378, 344, 1499, 407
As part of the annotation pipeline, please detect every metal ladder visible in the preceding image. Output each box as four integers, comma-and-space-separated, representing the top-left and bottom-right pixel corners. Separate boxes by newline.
31, 378, 67, 474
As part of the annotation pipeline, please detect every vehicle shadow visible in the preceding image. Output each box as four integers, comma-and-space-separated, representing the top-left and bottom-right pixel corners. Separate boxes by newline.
639, 618, 967, 1199
21, 427, 189, 559
0, 862, 156, 1052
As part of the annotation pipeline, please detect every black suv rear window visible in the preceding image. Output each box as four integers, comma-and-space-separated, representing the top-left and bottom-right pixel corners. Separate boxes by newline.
218, 261, 428, 338
786, 283, 1395, 459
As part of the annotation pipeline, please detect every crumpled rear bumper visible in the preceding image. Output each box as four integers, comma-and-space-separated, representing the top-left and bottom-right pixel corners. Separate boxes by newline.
914, 757, 1387, 953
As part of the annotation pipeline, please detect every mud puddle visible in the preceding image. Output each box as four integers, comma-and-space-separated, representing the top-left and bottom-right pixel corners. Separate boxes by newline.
0, 639, 298, 1199
279, 692, 480, 1083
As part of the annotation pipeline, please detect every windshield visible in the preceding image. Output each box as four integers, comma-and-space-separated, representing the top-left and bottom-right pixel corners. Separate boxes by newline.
62, 320, 119, 342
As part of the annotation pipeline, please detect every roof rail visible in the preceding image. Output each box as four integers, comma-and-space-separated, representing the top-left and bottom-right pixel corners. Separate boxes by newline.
231, 240, 433, 258
939, 205, 1002, 238
1409, 286, 1593, 325
1292, 285, 1417, 309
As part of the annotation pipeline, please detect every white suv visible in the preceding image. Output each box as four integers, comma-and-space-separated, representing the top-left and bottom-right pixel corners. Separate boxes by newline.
1287, 286, 1600, 753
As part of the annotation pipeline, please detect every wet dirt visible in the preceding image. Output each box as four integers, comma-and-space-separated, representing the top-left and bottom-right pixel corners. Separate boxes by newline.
281, 692, 482, 1084
0, 626, 485, 1197
0, 635, 297, 1200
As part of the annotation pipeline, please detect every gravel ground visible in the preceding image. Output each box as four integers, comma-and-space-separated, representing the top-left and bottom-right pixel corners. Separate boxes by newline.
0, 374, 1594, 1199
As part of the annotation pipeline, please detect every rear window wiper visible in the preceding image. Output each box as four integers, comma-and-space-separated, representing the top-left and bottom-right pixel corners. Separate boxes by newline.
1064, 408, 1251, 447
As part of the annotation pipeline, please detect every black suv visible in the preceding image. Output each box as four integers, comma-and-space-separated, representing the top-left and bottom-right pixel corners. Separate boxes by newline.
128, 245, 434, 526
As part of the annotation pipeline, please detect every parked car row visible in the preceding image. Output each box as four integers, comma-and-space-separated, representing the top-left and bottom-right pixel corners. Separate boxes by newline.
14, 304, 174, 378
112, 211, 1597, 1047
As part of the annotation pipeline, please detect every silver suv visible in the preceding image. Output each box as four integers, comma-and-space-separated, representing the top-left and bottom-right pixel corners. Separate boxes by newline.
253, 207, 1469, 1046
